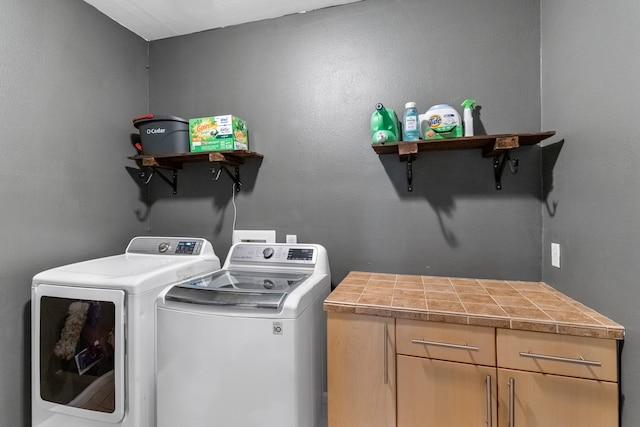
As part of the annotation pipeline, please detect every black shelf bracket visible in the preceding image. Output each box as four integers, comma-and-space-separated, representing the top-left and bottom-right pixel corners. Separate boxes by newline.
398, 142, 418, 192
211, 165, 242, 192
493, 150, 519, 190
138, 167, 178, 195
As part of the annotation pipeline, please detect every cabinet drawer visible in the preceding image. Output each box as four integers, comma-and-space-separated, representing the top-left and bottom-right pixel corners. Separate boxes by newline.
496, 329, 618, 381
396, 319, 495, 366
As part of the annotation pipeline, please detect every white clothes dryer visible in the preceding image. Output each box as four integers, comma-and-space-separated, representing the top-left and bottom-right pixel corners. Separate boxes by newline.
31, 236, 221, 427
156, 243, 331, 427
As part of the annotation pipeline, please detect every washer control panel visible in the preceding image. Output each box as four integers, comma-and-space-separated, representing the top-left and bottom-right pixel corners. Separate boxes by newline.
230, 244, 317, 265
126, 237, 205, 255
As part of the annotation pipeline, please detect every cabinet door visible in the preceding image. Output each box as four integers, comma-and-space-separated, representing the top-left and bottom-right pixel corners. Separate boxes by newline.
327, 312, 396, 427
397, 355, 497, 427
497, 368, 618, 427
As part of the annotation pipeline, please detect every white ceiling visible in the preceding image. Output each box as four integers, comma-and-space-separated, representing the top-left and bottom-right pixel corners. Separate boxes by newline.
83, 0, 362, 41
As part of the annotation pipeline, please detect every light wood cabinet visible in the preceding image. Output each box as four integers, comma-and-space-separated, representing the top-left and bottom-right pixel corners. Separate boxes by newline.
327, 317, 620, 427
327, 312, 396, 427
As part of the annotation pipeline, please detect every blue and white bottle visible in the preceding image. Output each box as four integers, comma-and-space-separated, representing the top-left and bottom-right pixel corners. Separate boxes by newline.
402, 102, 419, 141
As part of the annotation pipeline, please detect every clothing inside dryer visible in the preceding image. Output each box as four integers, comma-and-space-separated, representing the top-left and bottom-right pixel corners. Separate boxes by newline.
39, 297, 116, 413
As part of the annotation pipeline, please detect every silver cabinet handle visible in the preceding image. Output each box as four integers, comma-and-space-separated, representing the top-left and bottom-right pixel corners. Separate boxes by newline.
383, 322, 389, 384
485, 375, 493, 427
508, 377, 515, 427
519, 350, 602, 367
411, 339, 479, 352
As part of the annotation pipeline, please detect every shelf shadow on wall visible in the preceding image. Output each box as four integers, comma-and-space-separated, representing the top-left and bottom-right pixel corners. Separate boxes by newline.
377, 140, 564, 246
125, 157, 263, 223
377, 151, 494, 248
541, 139, 565, 217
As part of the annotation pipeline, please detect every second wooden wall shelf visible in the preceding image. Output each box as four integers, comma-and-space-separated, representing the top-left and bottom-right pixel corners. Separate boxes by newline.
372, 131, 556, 191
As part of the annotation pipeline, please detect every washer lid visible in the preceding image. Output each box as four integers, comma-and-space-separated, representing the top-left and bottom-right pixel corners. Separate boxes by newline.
165, 270, 310, 310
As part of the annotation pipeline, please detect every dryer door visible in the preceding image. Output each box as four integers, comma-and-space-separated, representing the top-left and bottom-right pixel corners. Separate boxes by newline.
32, 284, 125, 423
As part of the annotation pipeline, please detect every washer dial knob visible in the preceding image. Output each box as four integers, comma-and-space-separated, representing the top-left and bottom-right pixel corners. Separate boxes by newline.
263, 247, 275, 259
263, 279, 275, 289
158, 242, 170, 253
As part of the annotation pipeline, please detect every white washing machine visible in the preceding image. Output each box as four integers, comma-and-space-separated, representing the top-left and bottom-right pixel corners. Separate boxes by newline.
31, 236, 221, 427
156, 242, 331, 427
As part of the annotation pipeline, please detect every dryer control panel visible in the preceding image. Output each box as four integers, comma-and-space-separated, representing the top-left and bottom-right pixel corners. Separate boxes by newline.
126, 237, 208, 256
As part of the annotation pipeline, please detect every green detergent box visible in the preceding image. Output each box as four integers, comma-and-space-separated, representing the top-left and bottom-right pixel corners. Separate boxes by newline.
420, 104, 463, 140
189, 115, 248, 152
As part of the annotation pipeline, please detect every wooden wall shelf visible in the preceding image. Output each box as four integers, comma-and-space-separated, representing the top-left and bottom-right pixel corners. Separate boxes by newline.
372, 132, 555, 158
128, 150, 263, 194
128, 150, 263, 169
372, 131, 556, 191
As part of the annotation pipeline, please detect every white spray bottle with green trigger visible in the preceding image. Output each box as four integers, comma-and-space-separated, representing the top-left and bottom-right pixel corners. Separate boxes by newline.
461, 99, 477, 137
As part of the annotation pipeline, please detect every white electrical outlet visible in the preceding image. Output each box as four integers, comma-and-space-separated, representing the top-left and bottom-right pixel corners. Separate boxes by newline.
551, 243, 561, 268
286, 234, 297, 244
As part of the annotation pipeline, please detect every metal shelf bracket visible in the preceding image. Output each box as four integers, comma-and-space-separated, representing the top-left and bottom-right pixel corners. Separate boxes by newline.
211, 165, 242, 192
398, 142, 418, 192
138, 167, 178, 194
493, 150, 519, 190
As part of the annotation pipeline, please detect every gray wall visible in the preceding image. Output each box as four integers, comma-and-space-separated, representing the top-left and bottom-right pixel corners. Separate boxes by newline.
0, 0, 148, 425
541, 1, 639, 425
7, 0, 636, 426
146, 0, 544, 283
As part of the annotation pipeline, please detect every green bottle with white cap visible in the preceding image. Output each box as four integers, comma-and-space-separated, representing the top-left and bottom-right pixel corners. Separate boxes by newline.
371, 103, 400, 143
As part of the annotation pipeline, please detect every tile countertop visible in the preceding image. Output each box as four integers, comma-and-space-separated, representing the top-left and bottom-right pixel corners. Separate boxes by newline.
323, 272, 625, 340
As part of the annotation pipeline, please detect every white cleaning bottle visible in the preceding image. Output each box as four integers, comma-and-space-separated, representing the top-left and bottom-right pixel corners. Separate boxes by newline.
461, 99, 477, 137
